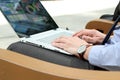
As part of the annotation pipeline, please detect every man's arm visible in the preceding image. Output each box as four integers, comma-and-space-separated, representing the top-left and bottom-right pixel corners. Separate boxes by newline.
84, 42, 120, 66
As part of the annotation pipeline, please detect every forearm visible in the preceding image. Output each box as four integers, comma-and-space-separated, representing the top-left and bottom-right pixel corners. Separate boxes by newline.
84, 43, 120, 66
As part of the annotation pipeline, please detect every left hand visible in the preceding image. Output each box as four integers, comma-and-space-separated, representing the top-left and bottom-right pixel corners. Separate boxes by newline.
73, 29, 106, 44
52, 36, 89, 55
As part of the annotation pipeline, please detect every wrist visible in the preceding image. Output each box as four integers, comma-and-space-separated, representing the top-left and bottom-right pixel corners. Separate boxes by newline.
83, 46, 93, 60
77, 43, 92, 59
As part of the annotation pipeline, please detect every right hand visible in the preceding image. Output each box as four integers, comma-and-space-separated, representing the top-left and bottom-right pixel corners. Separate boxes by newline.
52, 36, 91, 57
73, 29, 106, 44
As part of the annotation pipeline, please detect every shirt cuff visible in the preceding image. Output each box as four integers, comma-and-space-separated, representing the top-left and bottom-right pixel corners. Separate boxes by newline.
88, 45, 105, 66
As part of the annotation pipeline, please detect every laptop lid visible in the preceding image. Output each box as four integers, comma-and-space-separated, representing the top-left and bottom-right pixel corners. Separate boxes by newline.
0, 0, 59, 38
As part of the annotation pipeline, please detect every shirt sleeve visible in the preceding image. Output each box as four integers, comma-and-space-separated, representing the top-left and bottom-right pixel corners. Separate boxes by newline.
88, 28, 120, 66
88, 42, 120, 66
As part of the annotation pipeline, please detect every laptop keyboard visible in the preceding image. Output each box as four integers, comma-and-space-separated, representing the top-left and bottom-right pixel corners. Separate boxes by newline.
36, 32, 72, 44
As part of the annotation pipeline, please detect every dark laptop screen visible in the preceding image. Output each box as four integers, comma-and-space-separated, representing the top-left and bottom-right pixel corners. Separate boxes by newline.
0, 0, 58, 37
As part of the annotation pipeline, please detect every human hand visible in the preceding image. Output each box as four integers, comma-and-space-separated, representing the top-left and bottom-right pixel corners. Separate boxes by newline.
73, 29, 106, 44
52, 36, 90, 57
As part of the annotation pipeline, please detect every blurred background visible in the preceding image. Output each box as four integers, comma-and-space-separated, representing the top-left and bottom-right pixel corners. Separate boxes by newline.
41, 0, 119, 31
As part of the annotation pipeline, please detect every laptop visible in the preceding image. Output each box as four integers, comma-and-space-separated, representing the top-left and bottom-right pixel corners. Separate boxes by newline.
0, 0, 74, 55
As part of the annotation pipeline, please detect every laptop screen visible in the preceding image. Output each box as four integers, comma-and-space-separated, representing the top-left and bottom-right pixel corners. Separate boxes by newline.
0, 0, 58, 37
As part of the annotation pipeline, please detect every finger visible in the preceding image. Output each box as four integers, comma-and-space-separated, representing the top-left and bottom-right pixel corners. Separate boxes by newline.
73, 30, 85, 37
54, 36, 71, 43
52, 42, 66, 50
82, 35, 95, 43
82, 35, 102, 44
73, 29, 91, 38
